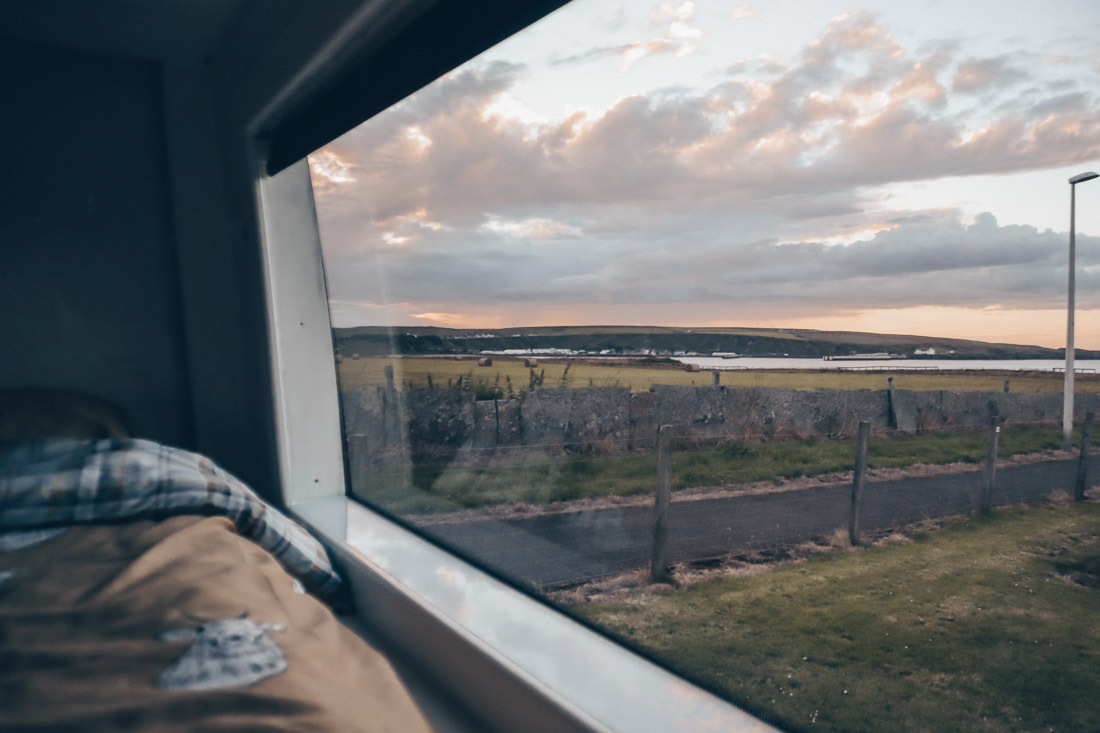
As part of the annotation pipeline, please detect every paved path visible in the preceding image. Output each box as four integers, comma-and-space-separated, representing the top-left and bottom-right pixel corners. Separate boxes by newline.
424, 456, 1100, 589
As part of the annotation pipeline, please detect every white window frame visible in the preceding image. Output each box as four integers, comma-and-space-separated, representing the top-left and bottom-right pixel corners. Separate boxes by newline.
255, 152, 777, 733
250, 19, 778, 733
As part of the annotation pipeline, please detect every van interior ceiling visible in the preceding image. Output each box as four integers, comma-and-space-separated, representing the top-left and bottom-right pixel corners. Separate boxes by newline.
0, 2, 775, 732
1, 0, 572, 498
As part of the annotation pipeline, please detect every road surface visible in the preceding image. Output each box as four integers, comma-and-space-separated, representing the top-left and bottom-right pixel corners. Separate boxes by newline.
420, 456, 1099, 589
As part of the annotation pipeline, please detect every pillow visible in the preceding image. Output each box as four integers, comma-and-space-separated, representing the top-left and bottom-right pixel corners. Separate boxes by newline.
0, 388, 130, 439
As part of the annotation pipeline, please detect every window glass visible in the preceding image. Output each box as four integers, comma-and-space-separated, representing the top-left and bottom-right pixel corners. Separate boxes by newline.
312, 2, 1100, 730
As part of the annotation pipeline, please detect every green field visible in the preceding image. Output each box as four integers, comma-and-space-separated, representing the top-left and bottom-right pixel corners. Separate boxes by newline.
358, 425, 1071, 515
337, 356, 1100, 395
575, 504, 1100, 732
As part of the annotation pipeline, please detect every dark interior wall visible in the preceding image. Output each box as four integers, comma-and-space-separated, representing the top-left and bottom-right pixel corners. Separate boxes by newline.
0, 39, 195, 448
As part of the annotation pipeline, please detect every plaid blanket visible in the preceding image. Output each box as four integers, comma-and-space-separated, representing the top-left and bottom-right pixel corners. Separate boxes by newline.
0, 438, 346, 607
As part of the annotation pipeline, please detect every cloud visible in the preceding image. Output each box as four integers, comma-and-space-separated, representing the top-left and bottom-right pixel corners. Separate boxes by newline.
551, 41, 670, 68
818, 10, 903, 58
889, 57, 948, 105
323, 207, 1100, 325
480, 216, 582, 239
307, 150, 356, 195
552, 0, 703, 69
726, 54, 787, 76
313, 10, 1100, 334
730, 2, 759, 21
411, 312, 469, 325
952, 55, 1029, 93
317, 10, 1100, 232
651, 0, 702, 39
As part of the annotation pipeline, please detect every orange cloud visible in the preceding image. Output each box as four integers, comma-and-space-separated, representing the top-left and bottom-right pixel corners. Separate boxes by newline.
307, 150, 356, 194
412, 312, 471, 326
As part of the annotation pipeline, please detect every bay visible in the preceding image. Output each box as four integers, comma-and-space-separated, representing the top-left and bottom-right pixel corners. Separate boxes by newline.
673, 356, 1100, 372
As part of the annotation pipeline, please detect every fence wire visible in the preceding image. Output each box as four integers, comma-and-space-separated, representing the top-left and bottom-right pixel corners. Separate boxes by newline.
354, 420, 1094, 591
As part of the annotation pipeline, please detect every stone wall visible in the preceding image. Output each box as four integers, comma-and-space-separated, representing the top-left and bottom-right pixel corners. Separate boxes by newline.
339, 385, 1100, 467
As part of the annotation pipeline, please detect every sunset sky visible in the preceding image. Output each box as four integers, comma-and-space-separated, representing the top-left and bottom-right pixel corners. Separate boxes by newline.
311, 0, 1100, 348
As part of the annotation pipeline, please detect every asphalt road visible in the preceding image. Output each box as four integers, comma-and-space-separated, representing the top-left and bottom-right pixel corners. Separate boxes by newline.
423, 455, 1100, 589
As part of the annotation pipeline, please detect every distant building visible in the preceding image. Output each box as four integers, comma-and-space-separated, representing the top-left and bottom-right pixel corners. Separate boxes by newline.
824, 353, 895, 361
480, 348, 579, 355
914, 347, 936, 355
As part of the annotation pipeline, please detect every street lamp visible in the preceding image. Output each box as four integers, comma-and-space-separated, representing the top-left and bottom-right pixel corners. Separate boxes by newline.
1063, 170, 1098, 450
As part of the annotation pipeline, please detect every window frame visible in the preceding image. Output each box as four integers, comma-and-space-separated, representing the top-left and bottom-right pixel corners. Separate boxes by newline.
255, 141, 777, 733
249, 8, 779, 732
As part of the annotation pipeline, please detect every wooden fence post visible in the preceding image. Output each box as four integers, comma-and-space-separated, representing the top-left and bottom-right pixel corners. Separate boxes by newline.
849, 421, 870, 546
384, 364, 395, 391
1075, 411, 1095, 502
887, 377, 899, 430
651, 425, 674, 583
1003, 380, 1010, 393
980, 415, 1002, 514
713, 371, 720, 386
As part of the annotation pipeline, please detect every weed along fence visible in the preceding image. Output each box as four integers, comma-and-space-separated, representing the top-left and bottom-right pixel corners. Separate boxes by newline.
645, 413, 1099, 583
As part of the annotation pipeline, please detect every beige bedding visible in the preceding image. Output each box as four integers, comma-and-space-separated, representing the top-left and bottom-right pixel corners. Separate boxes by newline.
0, 515, 433, 732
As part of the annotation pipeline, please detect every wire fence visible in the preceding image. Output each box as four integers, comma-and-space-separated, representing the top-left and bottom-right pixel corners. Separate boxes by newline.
346, 415, 1096, 591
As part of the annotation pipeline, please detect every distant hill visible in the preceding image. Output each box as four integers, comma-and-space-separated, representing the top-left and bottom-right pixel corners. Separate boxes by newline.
332, 325, 1097, 360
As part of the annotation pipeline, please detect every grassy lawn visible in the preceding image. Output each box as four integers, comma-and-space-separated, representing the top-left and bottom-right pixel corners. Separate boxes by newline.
360, 425, 1070, 515
574, 504, 1100, 732
337, 356, 1100, 394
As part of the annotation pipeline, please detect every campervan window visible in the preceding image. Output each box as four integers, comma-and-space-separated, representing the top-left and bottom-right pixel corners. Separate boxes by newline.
285, 1, 790, 726
255, 2, 775, 730
263, 2, 1100, 732
258, 158, 772, 733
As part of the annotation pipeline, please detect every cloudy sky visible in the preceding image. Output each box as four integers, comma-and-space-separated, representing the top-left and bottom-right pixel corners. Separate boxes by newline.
311, 0, 1100, 348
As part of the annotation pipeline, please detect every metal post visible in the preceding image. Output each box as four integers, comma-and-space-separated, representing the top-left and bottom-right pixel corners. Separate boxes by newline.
1075, 412, 1094, 502
1064, 183, 1077, 450
651, 425, 674, 582
1065, 173, 1098, 448
887, 377, 898, 430
849, 421, 870, 546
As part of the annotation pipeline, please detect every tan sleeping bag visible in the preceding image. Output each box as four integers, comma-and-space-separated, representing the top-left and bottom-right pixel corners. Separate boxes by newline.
0, 515, 433, 732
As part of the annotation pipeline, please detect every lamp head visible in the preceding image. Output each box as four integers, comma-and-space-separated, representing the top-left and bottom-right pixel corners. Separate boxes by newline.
1070, 171, 1099, 185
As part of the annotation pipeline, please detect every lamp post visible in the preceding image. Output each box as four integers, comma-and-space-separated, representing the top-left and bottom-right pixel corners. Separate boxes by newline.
1063, 171, 1099, 450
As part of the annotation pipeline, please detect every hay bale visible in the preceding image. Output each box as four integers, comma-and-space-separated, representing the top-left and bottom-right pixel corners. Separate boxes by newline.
478, 357, 493, 367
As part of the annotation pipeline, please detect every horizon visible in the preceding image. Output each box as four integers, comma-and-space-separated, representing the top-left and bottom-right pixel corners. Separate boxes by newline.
333, 321, 1097, 352
312, 0, 1100, 350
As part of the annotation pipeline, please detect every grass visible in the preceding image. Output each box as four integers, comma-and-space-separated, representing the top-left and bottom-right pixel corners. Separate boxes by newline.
337, 356, 1100, 394
357, 425, 1070, 515
573, 503, 1100, 732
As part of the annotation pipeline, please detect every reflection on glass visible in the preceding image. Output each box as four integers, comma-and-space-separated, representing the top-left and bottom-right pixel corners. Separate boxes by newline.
314, 1, 1100, 730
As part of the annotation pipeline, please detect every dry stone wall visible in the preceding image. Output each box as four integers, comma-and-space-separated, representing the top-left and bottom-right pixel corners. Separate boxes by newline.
339, 385, 1100, 466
